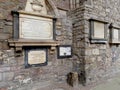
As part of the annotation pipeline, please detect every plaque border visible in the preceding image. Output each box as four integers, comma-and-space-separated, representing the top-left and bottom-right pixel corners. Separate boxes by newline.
89, 18, 108, 44
109, 23, 120, 44
24, 47, 48, 68
57, 45, 72, 59
11, 11, 57, 40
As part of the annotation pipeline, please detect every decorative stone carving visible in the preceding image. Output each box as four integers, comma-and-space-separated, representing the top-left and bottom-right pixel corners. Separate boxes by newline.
31, 0, 43, 13
25, 0, 47, 14
9, 0, 59, 53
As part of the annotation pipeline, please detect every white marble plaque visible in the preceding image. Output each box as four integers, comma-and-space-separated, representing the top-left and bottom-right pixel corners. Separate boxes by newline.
28, 49, 46, 65
113, 28, 119, 39
59, 47, 71, 56
19, 14, 53, 39
94, 21, 105, 39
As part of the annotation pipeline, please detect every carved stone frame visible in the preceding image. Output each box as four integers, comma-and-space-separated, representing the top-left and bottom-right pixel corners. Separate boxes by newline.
24, 47, 48, 68
109, 23, 120, 44
89, 19, 108, 44
9, 11, 59, 51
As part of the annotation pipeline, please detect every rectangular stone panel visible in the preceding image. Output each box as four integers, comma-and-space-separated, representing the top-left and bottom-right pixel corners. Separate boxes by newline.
113, 28, 119, 39
94, 21, 105, 39
89, 19, 107, 43
110, 27, 120, 43
25, 47, 48, 68
19, 14, 53, 40
28, 50, 46, 65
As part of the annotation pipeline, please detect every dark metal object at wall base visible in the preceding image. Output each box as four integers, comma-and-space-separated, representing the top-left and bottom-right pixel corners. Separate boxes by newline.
67, 72, 78, 87
67, 71, 86, 86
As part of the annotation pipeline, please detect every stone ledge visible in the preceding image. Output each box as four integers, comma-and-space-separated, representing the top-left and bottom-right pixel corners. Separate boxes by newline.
8, 39, 59, 51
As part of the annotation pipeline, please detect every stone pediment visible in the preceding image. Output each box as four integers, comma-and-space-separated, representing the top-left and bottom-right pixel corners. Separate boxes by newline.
25, 0, 47, 15
24, 0, 59, 16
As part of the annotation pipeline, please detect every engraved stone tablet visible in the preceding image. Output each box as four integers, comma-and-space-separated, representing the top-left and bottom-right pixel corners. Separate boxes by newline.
19, 14, 53, 40
89, 19, 107, 43
28, 49, 46, 65
113, 28, 119, 39
94, 21, 105, 39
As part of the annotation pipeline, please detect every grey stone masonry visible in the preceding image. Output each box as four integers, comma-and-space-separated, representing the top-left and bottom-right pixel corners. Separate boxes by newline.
1, 0, 120, 90
0, 0, 73, 90
71, 0, 120, 85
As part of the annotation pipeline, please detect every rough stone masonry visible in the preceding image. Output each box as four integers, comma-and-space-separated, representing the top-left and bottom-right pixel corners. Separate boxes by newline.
72, 0, 120, 85
0, 0, 120, 90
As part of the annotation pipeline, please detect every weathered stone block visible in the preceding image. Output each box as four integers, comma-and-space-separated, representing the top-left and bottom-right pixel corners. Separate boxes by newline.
97, 57, 102, 61
17, 57, 24, 65
0, 33, 10, 40
3, 72, 14, 81
7, 57, 16, 65
99, 45, 106, 49
56, 30, 62, 36
2, 54, 8, 58
2, 41, 9, 50
4, 25, 12, 34
0, 67, 10, 72
92, 49, 99, 55
85, 49, 92, 56
5, 50, 14, 57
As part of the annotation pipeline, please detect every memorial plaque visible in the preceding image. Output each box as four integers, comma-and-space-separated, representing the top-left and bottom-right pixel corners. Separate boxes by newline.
110, 25, 120, 44
89, 19, 107, 43
19, 14, 53, 40
28, 50, 46, 65
25, 47, 48, 68
58, 45, 72, 58
113, 28, 119, 40
94, 21, 105, 39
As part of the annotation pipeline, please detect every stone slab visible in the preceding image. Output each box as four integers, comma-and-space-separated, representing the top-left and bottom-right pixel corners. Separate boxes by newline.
19, 14, 53, 40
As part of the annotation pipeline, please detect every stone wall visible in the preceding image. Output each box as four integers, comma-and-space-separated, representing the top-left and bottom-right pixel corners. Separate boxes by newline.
0, 0, 73, 90
52, 0, 70, 10
69, 5, 86, 85
72, 0, 120, 85
85, 0, 120, 84
1, 0, 120, 89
